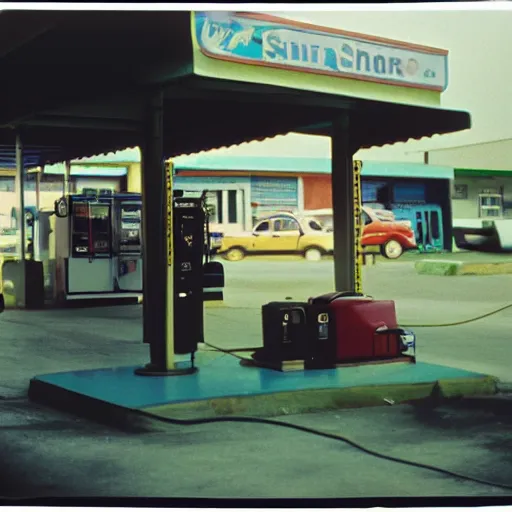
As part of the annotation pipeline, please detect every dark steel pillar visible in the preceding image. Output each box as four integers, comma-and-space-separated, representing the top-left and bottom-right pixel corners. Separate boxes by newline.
63, 161, 71, 196
139, 91, 168, 371
35, 167, 41, 212
14, 131, 26, 308
331, 115, 360, 292
136, 91, 196, 376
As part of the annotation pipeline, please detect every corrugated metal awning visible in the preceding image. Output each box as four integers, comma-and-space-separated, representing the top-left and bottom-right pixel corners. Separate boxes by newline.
0, 11, 470, 172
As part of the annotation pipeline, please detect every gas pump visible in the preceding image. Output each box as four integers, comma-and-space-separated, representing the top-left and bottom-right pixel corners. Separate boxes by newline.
173, 193, 205, 353
1, 206, 46, 308
114, 196, 143, 293
9, 206, 37, 259
53, 191, 143, 302
52, 189, 222, 306
66, 194, 115, 295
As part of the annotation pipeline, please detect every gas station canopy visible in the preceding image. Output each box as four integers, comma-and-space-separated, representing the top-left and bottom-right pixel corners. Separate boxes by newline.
0, 10, 470, 167
1, 8, 473, 376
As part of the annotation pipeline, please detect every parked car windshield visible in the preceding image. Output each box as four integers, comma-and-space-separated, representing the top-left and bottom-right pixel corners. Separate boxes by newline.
254, 221, 270, 232
310, 216, 332, 231
362, 211, 373, 226
273, 218, 300, 232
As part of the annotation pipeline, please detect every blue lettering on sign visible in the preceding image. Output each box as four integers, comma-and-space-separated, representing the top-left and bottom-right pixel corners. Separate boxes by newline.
340, 44, 353, 69
324, 47, 338, 71
290, 41, 300, 61
262, 37, 413, 80
301, 43, 309, 63
195, 12, 447, 91
374, 55, 386, 75
389, 57, 403, 76
264, 34, 287, 60
356, 50, 371, 72
310, 44, 320, 64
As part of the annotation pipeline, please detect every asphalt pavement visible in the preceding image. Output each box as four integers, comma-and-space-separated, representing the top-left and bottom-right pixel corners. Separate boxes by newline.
0, 255, 512, 500
1, 391, 512, 500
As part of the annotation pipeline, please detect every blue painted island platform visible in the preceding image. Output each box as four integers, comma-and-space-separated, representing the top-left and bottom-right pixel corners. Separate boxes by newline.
28, 351, 498, 427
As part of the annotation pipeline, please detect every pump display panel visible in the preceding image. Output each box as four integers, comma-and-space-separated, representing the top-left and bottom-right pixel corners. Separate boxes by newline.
71, 201, 112, 257
118, 201, 142, 255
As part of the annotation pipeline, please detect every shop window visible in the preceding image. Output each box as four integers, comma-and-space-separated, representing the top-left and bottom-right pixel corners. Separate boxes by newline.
452, 184, 468, 200
217, 191, 223, 224
0, 177, 14, 191
228, 190, 237, 224
393, 183, 426, 203
479, 193, 503, 218
431, 211, 440, 239
362, 181, 387, 203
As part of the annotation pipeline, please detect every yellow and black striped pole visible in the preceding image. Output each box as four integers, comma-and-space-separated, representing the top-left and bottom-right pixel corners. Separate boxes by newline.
353, 160, 363, 295
165, 160, 175, 370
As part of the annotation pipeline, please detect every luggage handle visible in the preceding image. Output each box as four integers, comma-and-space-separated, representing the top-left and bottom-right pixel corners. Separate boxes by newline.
374, 327, 408, 336
309, 291, 366, 304
373, 327, 416, 357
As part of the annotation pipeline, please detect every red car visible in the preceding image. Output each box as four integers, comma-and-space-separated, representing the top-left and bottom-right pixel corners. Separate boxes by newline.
304, 207, 417, 259
361, 206, 417, 259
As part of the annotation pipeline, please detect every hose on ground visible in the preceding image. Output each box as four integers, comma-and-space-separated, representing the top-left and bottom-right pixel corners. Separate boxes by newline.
203, 302, 512, 354
132, 407, 512, 492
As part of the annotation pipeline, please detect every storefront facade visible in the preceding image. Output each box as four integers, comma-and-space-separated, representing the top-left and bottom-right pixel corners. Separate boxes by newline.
451, 170, 512, 226
426, 138, 512, 228
169, 156, 454, 250
172, 174, 252, 234
3, 146, 455, 250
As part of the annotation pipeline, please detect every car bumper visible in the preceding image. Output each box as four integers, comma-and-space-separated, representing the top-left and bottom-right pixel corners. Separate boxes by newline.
403, 238, 417, 249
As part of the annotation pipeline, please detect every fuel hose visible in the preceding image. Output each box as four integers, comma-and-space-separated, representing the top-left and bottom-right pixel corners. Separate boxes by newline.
132, 404, 512, 492
401, 302, 512, 328
192, 306, 512, 492
204, 302, 512, 355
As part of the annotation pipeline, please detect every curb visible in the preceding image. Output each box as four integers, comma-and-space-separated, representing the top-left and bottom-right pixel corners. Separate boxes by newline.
138, 297, 225, 308
415, 260, 463, 276
28, 379, 156, 433
415, 259, 512, 276
144, 376, 498, 420
28, 374, 498, 432
204, 300, 225, 308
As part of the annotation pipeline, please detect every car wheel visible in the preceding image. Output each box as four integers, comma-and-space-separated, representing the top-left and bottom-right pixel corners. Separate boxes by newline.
381, 239, 404, 259
304, 247, 323, 261
223, 247, 246, 262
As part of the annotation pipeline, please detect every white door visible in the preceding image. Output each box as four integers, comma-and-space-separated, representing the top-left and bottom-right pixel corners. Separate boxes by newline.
209, 189, 245, 234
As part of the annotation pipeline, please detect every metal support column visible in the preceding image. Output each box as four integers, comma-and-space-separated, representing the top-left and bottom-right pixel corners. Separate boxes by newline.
63, 161, 71, 195
136, 90, 195, 377
35, 167, 41, 212
330, 115, 360, 292
14, 131, 26, 307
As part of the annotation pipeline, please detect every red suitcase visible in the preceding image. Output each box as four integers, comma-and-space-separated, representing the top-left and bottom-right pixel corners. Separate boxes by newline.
309, 292, 407, 362
331, 298, 403, 361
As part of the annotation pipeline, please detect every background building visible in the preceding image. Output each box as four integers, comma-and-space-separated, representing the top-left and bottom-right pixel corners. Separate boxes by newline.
0, 142, 455, 252
169, 153, 453, 250
424, 138, 512, 228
